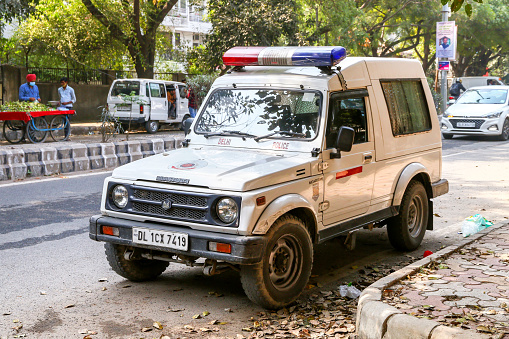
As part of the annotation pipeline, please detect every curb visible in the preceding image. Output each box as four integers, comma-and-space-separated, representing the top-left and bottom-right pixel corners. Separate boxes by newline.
0, 136, 184, 181
355, 222, 507, 339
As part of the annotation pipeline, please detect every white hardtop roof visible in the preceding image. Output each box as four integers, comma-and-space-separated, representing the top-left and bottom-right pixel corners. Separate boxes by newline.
467, 85, 509, 90
214, 57, 425, 91
114, 78, 185, 85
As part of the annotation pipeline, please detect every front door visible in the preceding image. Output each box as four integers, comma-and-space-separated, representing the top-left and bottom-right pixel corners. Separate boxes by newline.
322, 90, 376, 226
149, 82, 167, 121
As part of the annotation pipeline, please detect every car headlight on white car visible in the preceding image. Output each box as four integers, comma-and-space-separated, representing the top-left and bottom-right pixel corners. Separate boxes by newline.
216, 197, 238, 223
484, 111, 503, 119
112, 185, 129, 208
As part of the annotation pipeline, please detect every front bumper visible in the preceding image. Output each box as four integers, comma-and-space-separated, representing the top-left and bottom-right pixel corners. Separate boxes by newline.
441, 118, 503, 136
89, 215, 265, 264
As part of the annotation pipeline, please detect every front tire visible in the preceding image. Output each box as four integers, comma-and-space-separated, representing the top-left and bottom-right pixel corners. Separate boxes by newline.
104, 243, 169, 281
387, 181, 428, 251
240, 215, 313, 309
145, 120, 159, 134
179, 114, 190, 131
442, 133, 454, 139
497, 118, 509, 141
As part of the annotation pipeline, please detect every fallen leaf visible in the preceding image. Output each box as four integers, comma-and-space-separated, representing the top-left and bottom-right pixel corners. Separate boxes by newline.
79, 329, 88, 334
153, 321, 163, 330
166, 308, 184, 312
3, 312, 12, 316
242, 327, 253, 332
121, 285, 131, 288
98, 278, 108, 282
40, 291, 47, 295
101, 287, 107, 291
200, 328, 212, 332
87, 330, 97, 335
141, 327, 152, 332
224, 308, 233, 312
65, 304, 75, 309
202, 311, 210, 317
192, 314, 201, 319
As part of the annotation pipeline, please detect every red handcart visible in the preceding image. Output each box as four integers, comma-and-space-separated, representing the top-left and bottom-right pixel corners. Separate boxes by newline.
0, 110, 75, 144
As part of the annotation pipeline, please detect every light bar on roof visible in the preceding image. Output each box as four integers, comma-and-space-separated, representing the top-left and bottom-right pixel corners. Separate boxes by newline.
223, 46, 347, 67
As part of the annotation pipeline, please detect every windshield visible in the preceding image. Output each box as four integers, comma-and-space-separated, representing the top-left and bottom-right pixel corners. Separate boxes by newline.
195, 89, 322, 140
111, 81, 141, 96
456, 88, 508, 104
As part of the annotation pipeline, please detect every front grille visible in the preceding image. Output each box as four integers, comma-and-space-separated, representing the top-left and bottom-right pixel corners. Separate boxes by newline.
132, 202, 206, 220
450, 119, 484, 129
133, 189, 207, 207
130, 187, 208, 222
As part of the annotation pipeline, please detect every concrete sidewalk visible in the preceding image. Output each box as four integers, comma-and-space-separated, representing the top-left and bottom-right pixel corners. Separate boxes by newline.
0, 122, 185, 181
356, 222, 509, 339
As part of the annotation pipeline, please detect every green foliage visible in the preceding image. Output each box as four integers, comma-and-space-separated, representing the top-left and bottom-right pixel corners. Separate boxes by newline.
186, 74, 218, 108
203, 0, 300, 72
0, 0, 38, 23
442, 0, 484, 15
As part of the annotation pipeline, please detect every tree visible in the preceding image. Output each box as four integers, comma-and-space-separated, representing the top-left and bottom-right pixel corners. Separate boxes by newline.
203, 0, 300, 73
17, 0, 125, 69
0, 0, 38, 24
81, 0, 178, 78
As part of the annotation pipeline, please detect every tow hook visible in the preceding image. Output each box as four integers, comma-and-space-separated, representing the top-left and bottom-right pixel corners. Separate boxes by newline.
344, 230, 357, 251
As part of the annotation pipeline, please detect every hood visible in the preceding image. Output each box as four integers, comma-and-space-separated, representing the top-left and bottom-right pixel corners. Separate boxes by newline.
112, 147, 313, 191
446, 103, 506, 117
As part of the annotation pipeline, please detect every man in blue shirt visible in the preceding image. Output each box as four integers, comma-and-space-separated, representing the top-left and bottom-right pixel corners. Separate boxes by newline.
19, 74, 41, 102
58, 77, 76, 110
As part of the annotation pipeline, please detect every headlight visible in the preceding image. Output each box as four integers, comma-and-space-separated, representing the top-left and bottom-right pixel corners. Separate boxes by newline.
112, 185, 128, 208
484, 111, 502, 119
216, 197, 238, 223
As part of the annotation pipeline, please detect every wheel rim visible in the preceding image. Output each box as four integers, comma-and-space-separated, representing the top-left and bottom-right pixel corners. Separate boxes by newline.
26, 117, 48, 143
149, 121, 158, 132
407, 194, 424, 237
50, 116, 70, 141
268, 234, 303, 291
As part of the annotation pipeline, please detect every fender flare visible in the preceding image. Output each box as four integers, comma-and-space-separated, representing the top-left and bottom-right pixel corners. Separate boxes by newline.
392, 163, 430, 206
252, 194, 317, 235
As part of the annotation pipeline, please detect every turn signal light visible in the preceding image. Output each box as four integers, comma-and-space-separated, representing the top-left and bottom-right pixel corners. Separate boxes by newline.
140, 105, 144, 113
102, 226, 120, 236
256, 196, 266, 206
208, 242, 232, 254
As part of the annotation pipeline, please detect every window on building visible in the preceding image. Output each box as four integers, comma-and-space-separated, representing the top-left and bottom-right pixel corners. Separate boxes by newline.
175, 33, 181, 46
180, 0, 186, 9
193, 33, 200, 41
380, 80, 431, 136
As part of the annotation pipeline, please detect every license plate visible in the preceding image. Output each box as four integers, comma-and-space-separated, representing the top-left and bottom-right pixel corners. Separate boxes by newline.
116, 105, 131, 111
132, 227, 188, 251
457, 122, 475, 128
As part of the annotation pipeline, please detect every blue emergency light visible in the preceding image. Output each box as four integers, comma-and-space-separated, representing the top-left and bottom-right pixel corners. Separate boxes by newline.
223, 46, 347, 67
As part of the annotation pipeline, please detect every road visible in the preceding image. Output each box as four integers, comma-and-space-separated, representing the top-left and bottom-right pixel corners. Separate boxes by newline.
0, 135, 508, 339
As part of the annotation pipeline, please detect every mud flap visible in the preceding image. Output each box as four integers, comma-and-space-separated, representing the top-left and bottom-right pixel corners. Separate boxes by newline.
427, 200, 433, 230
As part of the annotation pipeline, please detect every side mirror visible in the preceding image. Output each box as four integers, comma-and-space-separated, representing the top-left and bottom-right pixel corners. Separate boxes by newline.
183, 117, 194, 136
331, 126, 355, 159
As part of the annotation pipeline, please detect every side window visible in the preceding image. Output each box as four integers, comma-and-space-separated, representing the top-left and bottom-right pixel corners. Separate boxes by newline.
380, 80, 431, 136
149, 83, 166, 98
326, 91, 368, 149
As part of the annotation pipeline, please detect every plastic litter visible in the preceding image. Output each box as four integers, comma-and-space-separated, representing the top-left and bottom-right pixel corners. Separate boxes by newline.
423, 250, 433, 258
339, 285, 361, 299
461, 214, 493, 237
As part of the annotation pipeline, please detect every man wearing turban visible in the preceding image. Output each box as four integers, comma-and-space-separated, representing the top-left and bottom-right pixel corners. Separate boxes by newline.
19, 74, 41, 102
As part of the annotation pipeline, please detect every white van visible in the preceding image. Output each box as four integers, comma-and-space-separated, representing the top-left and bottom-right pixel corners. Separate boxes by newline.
107, 79, 190, 133
453, 76, 504, 90
91, 47, 448, 309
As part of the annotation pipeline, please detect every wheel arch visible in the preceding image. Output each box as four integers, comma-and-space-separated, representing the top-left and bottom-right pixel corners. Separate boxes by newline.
392, 163, 433, 207
251, 194, 318, 243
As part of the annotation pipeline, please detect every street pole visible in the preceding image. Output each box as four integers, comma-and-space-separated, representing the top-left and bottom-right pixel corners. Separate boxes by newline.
440, 5, 451, 115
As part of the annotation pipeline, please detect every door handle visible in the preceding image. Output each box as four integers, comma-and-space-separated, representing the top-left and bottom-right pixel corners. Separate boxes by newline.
363, 154, 373, 164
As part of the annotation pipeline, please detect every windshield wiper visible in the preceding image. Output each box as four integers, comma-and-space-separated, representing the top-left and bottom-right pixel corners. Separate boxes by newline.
203, 130, 256, 139
254, 130, 306, 142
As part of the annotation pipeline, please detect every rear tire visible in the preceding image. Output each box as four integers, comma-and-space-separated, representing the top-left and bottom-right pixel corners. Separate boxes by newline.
3, 120, 26, 144
104, 243, 169, 281
497, 118, 509, 141
145, 120, 159, 134
442, 134, 454, 139
387, 181, 428, 251
240, 215, 313, 309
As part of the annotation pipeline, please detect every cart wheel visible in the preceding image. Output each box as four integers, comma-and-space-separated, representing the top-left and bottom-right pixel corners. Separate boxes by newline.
26, 117, 49, 143
3, 120, 26, 144
49, 115, 71, 141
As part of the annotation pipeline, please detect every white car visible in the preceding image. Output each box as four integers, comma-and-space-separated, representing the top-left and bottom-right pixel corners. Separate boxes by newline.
441, 85, 509, 140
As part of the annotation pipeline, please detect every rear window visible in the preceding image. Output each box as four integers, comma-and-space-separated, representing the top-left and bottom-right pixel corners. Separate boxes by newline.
380, 80, 431, 136
111, 81, 140, 96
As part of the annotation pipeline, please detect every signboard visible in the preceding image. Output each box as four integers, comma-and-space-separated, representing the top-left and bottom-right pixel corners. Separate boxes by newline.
436, 21, 456, 60
438, 61, 450, 71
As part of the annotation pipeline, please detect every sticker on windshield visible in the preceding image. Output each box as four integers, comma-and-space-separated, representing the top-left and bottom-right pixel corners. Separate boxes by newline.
170, 160, 208, 170
302, 92, 315, 102
272, 142, 289, 150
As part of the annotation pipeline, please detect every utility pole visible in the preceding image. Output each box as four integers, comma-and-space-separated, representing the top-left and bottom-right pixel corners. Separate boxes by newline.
440, 5, 451, 115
